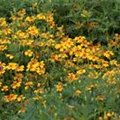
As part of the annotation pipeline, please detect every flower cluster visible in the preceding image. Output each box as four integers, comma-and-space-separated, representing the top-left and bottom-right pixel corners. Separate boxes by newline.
0, 9, 120, 119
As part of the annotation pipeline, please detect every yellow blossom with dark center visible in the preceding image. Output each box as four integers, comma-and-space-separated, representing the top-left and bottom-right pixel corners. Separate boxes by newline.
25, 50, 33, 57
56, 84, 63, 92
27, 26, 39, 36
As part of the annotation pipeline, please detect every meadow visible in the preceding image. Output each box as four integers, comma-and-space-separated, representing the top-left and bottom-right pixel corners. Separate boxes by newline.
0, 0, 120, 120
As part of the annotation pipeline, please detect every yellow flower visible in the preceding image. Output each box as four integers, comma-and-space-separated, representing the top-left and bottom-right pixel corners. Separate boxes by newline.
106, 112, 115, 117
0, 18, 7, 26
7, 63, 18, 70
14, 73, 23, 80
25, 16, 36, 23
2, 28, 12, 35
25, 50, 33, 57
88, 21, 99, 29
67, 73, 78, 82
0, 45, 7, 51
10, 14, 17, 21
12, 80, 22, 89
25, 81, 33, 86
36, 68, 45, 75
56, 83, 63, 92
4, 94, 18, 102
98, 116, 103, 120
37, 83, 41, 87
14, 30, 29, 39
110, 60, 118, 66
25, 81, 33, 90
0, 39, 11, 44
50, 54, 59, 62
27, 26, 39, 36
87, 71, 99, 79
17, 95, 25, 102
37, 13, 46, 20
17, 65, 24, 72
17, 9, 26, 16
38, 42, 44, 47
103, 50, 114, 58
6, 54, 14, 59
42, 100, 46, 107
96, 95, 104, 101
34, 88, 43, 94
33, 96, 43, 100
81, 10, 91, 18
46, 13, 55, 28
76, 69, 86, 75
1, 85, 9, 92
39, 61, 45, 69
102, 62, 109, 68
115, 33, 120, 40
85, 86, 92, 91
74, 90, 82, 96
27, 59, 45, 75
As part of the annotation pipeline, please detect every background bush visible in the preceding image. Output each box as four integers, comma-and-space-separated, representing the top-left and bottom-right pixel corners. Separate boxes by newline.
0, 0, 120, 43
